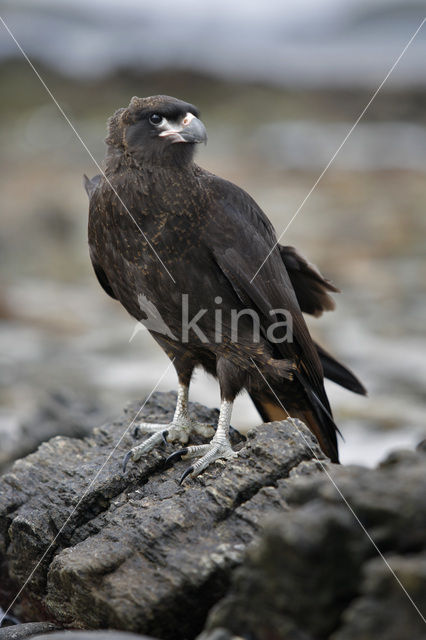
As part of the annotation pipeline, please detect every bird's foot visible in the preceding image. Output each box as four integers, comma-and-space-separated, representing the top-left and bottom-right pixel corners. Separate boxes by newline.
166, 437, 237, 484
122, 417, 214, 473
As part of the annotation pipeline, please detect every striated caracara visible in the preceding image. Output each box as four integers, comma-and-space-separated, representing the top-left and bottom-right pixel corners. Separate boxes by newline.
85, 95, 365, 483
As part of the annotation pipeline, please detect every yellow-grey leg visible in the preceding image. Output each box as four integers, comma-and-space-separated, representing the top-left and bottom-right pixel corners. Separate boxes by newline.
166, 399, 237, 484
122, 383, 214, 472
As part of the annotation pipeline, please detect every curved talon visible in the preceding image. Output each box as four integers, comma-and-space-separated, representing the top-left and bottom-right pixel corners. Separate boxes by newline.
179, 465, 194, 485
2, 612, 20, 625
165, 448, 189, 466
133, 424, 140, 438
161, 430, 169, 445
122, 450, 133, 473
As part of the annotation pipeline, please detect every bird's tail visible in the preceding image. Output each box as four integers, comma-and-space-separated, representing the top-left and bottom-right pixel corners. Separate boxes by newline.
315, 342, 367, 396
249, 386, 339, 463
249, 343, 365, 462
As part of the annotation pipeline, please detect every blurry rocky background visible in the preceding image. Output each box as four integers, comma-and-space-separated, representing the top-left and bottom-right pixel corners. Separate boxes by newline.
1, 0, 426, 471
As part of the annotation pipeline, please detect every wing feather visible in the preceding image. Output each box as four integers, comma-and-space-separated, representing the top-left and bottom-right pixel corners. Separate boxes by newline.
279, 245, 338, 316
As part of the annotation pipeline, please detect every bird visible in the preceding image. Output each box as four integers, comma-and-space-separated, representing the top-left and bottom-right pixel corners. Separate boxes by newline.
85, 95, 365, 483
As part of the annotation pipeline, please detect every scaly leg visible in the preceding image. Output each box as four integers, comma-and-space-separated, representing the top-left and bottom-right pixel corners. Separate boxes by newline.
123, 383, 214, 472
166, 399, 237, 484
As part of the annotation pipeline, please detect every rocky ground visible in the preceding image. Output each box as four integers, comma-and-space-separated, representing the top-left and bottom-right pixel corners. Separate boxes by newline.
1, 392, 425, 640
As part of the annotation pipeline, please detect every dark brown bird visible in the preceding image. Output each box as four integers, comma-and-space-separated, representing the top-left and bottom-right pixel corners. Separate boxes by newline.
86, 95, 365, 482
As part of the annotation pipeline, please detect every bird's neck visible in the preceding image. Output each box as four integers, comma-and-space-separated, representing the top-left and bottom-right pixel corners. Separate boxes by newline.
104, 147, 203, 204
106, 144, 196, 174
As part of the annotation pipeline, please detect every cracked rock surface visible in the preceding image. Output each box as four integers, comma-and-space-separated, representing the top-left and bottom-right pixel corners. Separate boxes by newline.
0, 391, 324, 639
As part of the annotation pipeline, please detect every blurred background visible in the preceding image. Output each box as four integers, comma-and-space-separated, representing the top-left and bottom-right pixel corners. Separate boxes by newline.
1, 0, 425, 470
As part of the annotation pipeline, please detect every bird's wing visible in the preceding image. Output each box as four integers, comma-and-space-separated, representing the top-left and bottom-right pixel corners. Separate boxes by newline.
278, 247, 365, 395
204, 177, 319, 362
86, 174, 118, 301
212, 241, 334, 410
90, 256, 117, 300
202, 175, 340, 459
279, 245, 338, 316
204, 175, 336, 409
84, 173, 102, 199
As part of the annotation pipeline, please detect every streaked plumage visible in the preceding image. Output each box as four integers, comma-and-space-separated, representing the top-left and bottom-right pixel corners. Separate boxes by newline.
86, 95, 365, 479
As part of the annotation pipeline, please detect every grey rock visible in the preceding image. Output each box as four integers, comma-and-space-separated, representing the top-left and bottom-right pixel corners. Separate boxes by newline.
0, 391, 104, 472
196, 630, 235, 640
0, 392, 323, 640
33, 632, 158, 639
0, 622, 59, 639
202, 446, 426, 639
331, 554, 426, 640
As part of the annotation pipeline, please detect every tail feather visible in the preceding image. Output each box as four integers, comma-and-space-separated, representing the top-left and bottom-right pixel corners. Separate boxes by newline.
249, 345, 365, 464
288, 407, 338, 462
249, 386, 339, 463
294, 368, 340, 462
316, 342, 367, 396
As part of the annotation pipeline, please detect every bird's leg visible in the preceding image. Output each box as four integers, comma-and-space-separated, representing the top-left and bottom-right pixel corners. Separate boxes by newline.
123, 383, 214, 472
166, 398, 237, 484
134, 383, 214, 441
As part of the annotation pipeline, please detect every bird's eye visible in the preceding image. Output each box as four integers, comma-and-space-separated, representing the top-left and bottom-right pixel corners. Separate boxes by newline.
149, 114, 163, 125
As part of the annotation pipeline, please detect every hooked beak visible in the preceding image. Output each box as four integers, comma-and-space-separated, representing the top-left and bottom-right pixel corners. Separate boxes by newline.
158, 112, 207, 145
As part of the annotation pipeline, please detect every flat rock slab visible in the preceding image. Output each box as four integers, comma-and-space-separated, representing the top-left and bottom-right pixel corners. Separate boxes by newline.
0, 392, 325, 640
0, 622, 59, 640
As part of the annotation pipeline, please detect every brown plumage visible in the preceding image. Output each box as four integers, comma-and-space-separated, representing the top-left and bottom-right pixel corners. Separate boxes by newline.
86, 95, 365, 480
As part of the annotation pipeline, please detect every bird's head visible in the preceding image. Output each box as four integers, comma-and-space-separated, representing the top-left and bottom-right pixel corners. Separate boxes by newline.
106, 95, 207, 166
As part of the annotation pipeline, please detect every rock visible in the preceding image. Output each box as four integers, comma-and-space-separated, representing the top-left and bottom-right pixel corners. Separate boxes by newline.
3, 391, 426, 640
0, 622, 59, 639
33, 632, 159, 640
331, 554, 426, 640
0, 392, 324, 640
195, 631, 234, 640
0, 629, 157, 640
201, 446, 426, 639
0, 391, 104, 473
